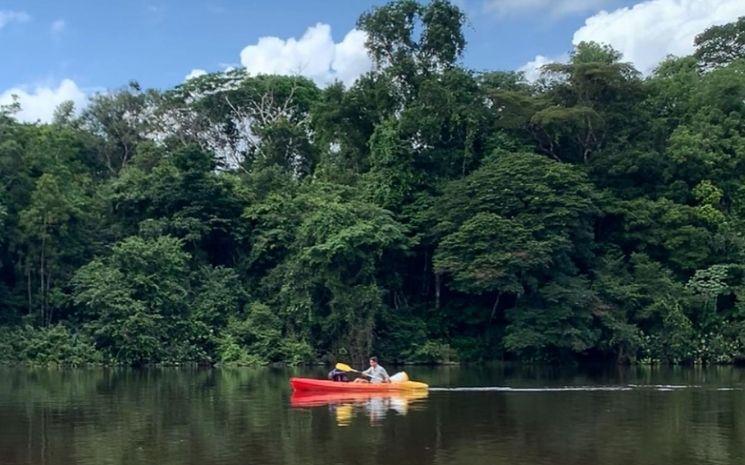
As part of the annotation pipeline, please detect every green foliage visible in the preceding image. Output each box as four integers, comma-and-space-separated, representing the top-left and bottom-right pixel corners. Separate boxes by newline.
694, 17, 745, 70
189, 266, 246, 357
217, 303, 315, 366
363, 119, 419, 210
110, 144, 244, 264
435, 212, 551, 295
72, 236, 196, 365
358, 0, 465, 75
432, 152, 597, 275
534, 41, 642, 164
160, 73, 320, 176
267, 184, 412, 361
504, 276, 598, 360
407, 340, 458, 364
639, 303, 696, 364
82, 81, 156, 175
0, 325, 102, 366
1, 6, 745, 366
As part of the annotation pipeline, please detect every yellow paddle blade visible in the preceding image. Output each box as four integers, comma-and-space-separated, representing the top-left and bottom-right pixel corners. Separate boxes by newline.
335, 362, 358, 372
335, 405, 353, 426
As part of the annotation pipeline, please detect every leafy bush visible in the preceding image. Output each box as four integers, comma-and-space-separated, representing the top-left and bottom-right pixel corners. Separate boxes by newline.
279, 339, 316, 365
216, 334, 265, 366
216, 302, 316, 365
406, 340, 458, 364
0, 325, 102, 366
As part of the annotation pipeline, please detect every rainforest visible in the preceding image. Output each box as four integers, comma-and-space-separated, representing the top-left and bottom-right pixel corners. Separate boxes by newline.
1, 1, 745, 366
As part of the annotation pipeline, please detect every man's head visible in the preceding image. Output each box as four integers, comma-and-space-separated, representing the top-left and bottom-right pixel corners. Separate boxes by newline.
369, 356, 378, 367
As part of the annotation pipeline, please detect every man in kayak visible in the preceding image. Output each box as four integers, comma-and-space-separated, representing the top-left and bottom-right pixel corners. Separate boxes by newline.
353, 356, 391, 384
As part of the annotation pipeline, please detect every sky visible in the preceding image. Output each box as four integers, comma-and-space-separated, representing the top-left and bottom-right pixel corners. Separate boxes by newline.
1, 0, 744, 122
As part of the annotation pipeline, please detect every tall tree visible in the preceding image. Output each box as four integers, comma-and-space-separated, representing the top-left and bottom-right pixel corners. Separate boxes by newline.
82, 81, 156, 175
694, 16, 745, 70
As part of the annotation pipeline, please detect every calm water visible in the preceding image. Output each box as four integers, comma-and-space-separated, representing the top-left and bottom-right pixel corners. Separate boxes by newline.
2, 365, 745, 465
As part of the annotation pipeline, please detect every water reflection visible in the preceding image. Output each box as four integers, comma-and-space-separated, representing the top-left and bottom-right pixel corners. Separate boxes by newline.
290, 391, 429, 426
2, 366, 745, 465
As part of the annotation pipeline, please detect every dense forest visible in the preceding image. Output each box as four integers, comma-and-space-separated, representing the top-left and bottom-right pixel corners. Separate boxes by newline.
1, 1, 744, 366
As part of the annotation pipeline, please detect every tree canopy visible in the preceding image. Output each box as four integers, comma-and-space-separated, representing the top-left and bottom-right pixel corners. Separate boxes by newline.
2, 5, 745, 366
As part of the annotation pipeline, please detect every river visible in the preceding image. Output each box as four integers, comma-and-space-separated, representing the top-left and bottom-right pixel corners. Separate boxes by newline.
1, 365, 744, 465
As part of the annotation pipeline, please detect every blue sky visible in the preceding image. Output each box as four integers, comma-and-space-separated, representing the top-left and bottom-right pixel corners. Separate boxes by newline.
2, 0, 744, 122
0, 0, 634, 90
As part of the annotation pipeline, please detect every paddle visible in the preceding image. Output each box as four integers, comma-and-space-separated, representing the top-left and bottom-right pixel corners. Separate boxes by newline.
335, 362, 370, 378
335, 362, 358, 373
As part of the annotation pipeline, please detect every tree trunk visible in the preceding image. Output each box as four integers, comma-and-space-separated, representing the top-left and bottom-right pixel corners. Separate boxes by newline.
26, 263, 32, 315
421, 250, 429, 295
39, 228, 46, 326
490, 293, 501, 322
45, 267, 52, 326
616, 346, 626, 365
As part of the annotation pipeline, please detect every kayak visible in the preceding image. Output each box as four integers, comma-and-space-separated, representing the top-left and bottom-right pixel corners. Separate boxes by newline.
290, 377, 428, 392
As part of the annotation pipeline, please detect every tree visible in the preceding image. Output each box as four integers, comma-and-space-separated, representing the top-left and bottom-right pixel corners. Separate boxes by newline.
434, 212, 552, 318
358, 0, 466, 96
10, 124, 103, 325
312, 78, 399, 182
695, 17, 745, 70
362, 119, 419, 210
82, 81, 156, 175
433, 152, 597, 261
158, 72, 319, 176
504, 275, 598, 360
530, 105, 604, 163
542, 42, 639, 107
256, 184, 412, 361
429, 151, 597, 344
533, 42, 643, 164
72, 236, 193, 364
592, 252, 688, 362
18, 172, 94, 325
109, 145, 244, 265
52, 101, 77, 127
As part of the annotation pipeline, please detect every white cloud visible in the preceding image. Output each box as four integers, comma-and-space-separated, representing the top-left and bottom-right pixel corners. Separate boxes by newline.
519, 54, 569, 82
0, 10, 30, 30
50, 19, 66, 34
185, 68, 207, 81
485, 0, 610, 17
239, 23, 372, 86
0, 79, 87, 123
573, 0, 745, 73
331, 29, 371, 86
